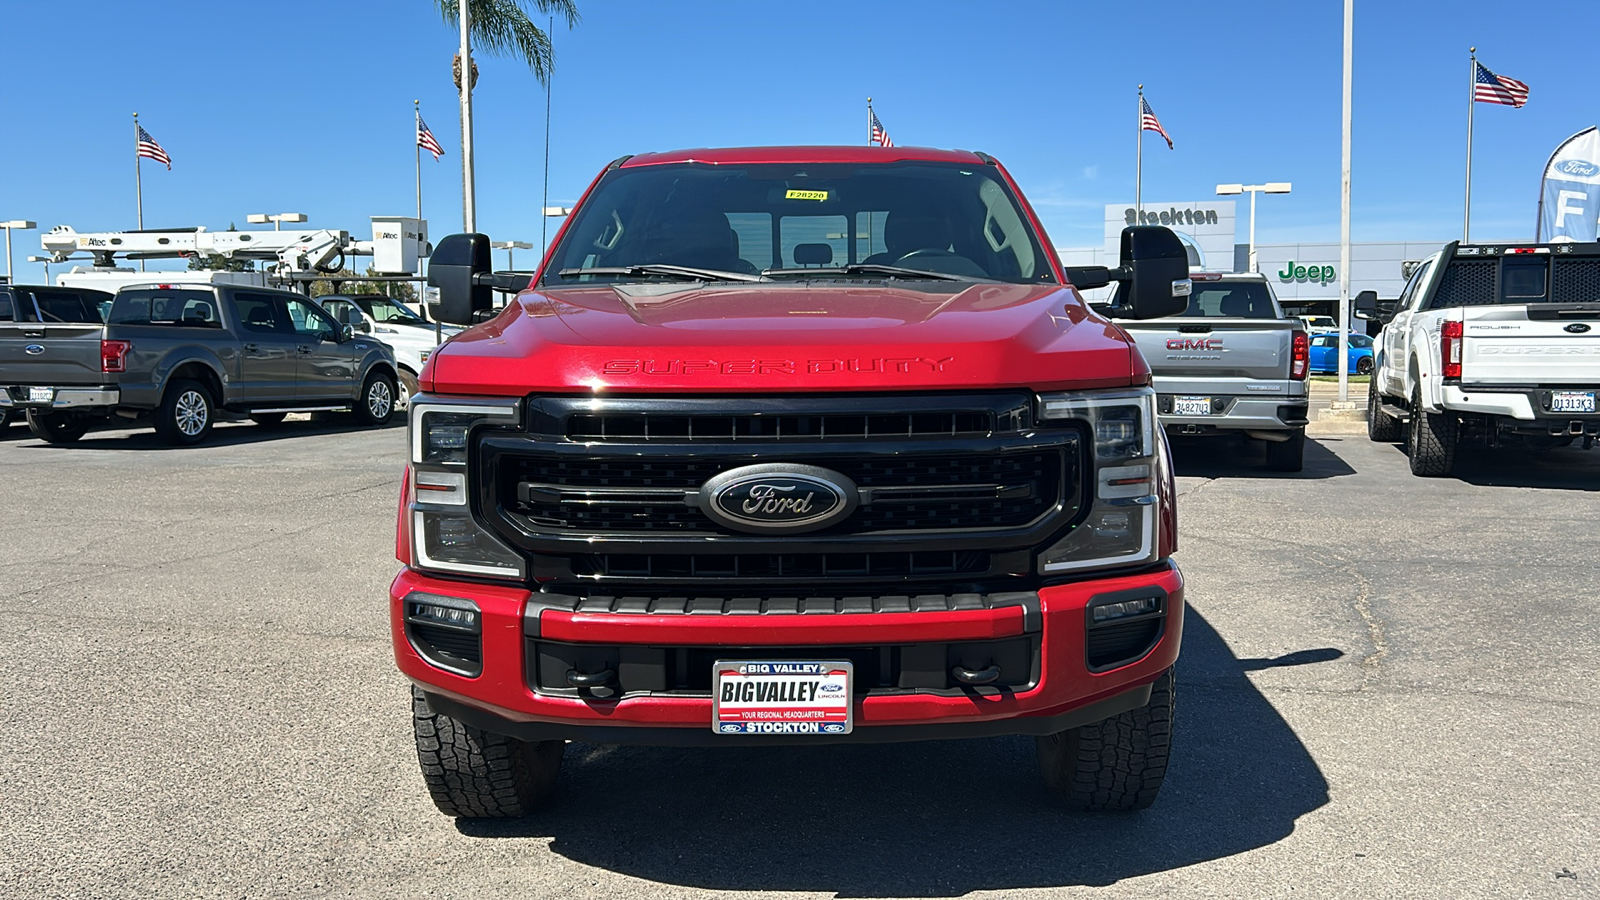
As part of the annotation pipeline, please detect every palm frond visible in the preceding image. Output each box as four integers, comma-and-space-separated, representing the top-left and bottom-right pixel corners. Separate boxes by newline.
434, 0, 580, 84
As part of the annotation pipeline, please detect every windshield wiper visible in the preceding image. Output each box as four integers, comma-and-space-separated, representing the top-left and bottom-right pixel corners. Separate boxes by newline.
762, 264, 979, 282
556, 265, 768, 283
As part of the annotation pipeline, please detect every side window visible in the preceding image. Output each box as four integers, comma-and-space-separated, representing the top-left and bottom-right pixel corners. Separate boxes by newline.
233, 292, 286, 334
284, 297, 338, 341
0, 290, 13, 322
1401, 259, 1435, 312
322, 299, 363, 327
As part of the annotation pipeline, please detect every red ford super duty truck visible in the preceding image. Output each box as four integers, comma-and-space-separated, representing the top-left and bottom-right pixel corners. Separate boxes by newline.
394, 146, 1193, 817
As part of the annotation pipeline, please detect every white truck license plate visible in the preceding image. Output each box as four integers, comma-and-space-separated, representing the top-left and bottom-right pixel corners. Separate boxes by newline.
1551, 391, 1596, 414
1173, 396, 1212, 416
28, 387, 53, 404
712, 661, 853, 735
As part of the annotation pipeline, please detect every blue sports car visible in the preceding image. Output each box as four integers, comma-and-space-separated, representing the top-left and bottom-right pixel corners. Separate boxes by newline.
1308, 332, 1374, 374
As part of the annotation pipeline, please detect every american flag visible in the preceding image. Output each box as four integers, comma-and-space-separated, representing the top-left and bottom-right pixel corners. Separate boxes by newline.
137, 125, 171, 170
1141, 97, 1173, 149
417, 116, 444, 160
1473, 61, 1529, 108
869, 109, 893, 148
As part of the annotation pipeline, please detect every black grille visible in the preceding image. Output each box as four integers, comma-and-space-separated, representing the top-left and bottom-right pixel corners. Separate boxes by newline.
408, 623, 482, 674
1553, 259, 1600, 302
568, 411, 995, 442
1432, 259, 1497, 308
573, 550, 989, 580
1086, 620, 1161, 670
501, 451, 1062, 535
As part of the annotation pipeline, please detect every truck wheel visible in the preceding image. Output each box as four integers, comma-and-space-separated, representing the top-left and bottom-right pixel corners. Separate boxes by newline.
354, 371, 396, 426
1406, 385, 1457, 477
249, 413, 287, 427
1036, 668, 1173, 812
411, 686, 563, 818
0, 408, 11, 430
1264, 429, 1306, 472
397, 369, 420, 410
154, 379, 214, 446
1367, 375, 1401, 442
26, 410, 88, 444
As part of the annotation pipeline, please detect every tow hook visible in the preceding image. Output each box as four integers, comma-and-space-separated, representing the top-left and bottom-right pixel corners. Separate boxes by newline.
950, 664, 1001, 685
566, 668, 617, 689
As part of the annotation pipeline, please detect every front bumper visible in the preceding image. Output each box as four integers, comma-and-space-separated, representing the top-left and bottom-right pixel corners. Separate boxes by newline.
0, 387, 119, 410
392, 561, 1184, 745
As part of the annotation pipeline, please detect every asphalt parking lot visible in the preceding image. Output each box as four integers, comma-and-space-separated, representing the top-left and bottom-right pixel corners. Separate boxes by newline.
2, 417, 1597, 899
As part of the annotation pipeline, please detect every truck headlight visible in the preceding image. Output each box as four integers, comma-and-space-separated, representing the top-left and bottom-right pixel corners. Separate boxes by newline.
408, 395, 525, 580
1036, 388, 1162, 573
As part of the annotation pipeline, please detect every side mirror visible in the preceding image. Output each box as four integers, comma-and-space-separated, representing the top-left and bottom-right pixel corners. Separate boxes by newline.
427, 233, 494, 326
356, 318, 372, 333
1063, 266, 1112, 290
338, 323, 356, 343
1352, 290, 1378, 320
1111, 226, 1191, 319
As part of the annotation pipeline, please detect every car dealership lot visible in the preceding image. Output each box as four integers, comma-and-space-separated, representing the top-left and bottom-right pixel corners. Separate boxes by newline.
1, 422, 1596, 899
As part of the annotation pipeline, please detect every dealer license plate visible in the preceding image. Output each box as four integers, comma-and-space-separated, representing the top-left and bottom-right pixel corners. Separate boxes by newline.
712, 660, 853, 735
1173, 396, 1212, 416
1551, 391, 1596, 414
28, 387, 53, 404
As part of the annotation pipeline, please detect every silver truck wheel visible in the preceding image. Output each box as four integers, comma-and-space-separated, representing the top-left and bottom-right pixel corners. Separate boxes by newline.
154, 379, 213, 446
355, 371, 396, 426
397, 370, 420, 410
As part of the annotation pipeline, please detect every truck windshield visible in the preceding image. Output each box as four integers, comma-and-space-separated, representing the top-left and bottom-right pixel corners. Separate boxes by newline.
542, 161, 1056, 286
1177, 281, 1279, 318
109, 288, 223, 328
358, 296, 427, 324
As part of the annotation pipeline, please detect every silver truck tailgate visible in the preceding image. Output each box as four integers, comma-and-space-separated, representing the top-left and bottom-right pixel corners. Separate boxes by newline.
1119, 318, 1299, 381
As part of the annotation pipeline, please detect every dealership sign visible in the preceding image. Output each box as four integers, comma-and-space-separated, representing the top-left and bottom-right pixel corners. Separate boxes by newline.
1125, 207, 1223, 227
1537, 126, 1600, 242
1278, 261, 1336, 285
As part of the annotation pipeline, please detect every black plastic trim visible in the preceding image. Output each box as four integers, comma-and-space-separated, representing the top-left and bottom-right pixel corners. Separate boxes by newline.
1083, 585, 1168, 673
419, 680, 1154, 746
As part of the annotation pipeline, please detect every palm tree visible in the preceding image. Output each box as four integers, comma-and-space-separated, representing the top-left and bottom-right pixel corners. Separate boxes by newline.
433, 0, 580, 86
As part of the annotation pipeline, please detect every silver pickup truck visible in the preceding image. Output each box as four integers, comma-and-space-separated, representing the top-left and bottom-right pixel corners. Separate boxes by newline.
0, 283, 399, 445
1108, 272, 1311, 471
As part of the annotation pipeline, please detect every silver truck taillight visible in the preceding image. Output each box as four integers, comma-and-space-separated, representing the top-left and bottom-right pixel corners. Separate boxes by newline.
1036, 388, 1163, 573
407, 394, 525, 580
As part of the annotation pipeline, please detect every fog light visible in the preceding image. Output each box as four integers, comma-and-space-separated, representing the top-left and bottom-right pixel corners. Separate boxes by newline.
409, 599, 480, 631
1090, 596, 1161, 624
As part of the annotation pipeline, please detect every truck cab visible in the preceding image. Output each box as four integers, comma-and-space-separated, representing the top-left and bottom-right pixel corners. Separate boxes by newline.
394, 146, 1194, 817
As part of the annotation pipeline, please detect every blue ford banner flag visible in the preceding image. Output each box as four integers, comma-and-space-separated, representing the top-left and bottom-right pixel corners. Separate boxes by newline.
1538, 126, 1600, 242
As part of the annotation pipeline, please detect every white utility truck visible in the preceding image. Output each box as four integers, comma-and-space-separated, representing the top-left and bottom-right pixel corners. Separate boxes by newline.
1367, 241, 1600, 476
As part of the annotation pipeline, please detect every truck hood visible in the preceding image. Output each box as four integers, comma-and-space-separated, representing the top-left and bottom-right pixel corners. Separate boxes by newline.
423, 282, 1143, 395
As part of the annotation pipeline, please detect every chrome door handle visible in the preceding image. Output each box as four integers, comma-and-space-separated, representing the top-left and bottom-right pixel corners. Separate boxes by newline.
244, 343, 260, 352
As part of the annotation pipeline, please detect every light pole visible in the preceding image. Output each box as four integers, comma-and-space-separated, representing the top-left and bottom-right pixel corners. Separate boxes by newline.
492, 240, 533, 271
27, 255, 51, 284
246, 213, 308, 231
1214, 183, 1291, 273
3, 220, 37, 283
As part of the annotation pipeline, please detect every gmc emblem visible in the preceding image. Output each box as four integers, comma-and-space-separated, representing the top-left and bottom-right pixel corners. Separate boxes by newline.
1166, 338, 1224, 351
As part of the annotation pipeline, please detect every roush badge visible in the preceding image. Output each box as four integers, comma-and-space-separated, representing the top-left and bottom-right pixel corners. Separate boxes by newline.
698, 463, 858, 534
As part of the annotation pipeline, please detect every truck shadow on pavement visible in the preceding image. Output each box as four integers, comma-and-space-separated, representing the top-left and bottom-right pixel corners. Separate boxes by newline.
1368, 441, 1600, 491
1170, 434, 1356, 480
457, 610, 1332, 896
4, 416, 403, 450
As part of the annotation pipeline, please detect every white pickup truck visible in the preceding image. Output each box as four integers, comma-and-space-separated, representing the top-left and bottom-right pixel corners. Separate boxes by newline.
1367, 241, 1600, 476
313, 294, 460, 406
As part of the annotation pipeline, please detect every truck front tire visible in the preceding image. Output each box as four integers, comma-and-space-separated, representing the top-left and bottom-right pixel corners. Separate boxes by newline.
411, 686, 563, 818
1367, 375, 1401, 442
1036, 668, 1174, 812
1264, 429, 1306, 472
354, 371, 397, 426
1406, 385, 1457, 477
26, 410, 88, 444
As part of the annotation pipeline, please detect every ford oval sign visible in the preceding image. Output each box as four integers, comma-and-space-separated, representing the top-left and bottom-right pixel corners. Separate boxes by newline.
1555, 159, 1600, 178
698, 463, 858, 534
24, 344, 45, 355
1566, 323, 1592, 334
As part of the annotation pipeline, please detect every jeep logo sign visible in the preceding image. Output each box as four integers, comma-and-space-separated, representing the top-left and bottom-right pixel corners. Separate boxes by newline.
1555, 159, 1600, 178
699, 464, 858, 534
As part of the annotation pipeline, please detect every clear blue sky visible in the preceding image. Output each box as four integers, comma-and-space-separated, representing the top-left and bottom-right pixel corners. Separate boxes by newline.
2, 0, 1590, 280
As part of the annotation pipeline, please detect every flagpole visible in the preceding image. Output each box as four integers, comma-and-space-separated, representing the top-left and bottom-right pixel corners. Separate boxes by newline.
867, 97, 873, 145
1135, 86, 1144, 218
1464, 47, 1476, 242
415, 100, 423, 221
458, 0, 476, 233
133, 112, 145, 272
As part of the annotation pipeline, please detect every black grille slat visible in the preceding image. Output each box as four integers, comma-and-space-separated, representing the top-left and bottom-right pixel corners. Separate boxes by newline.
504, 451, 1060, 534
1086, 620, 1161, 670
1553, 258, 1600, 302
573, 550, 989, 580
568, 410, 993, 442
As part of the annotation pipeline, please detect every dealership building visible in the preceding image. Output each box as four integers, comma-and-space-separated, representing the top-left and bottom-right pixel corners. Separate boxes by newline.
1056, 200, 1448, 322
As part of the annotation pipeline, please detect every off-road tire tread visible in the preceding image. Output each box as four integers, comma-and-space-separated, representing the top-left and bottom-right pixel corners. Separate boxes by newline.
411, 686, 561, 818
1037, 668, 1174, 812
1407, 384, 1457, 477
1367, 375, 1401, 442
1264, 429, 1306, 472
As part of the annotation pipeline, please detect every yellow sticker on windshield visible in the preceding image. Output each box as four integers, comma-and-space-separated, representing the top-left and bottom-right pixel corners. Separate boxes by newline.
785, 189, 829, 201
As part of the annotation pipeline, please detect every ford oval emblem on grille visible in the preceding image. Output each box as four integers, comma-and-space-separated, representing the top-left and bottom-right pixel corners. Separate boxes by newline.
24, 344, 45, 355
1566, 323, 1591, 334
698, 463, 858, 534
